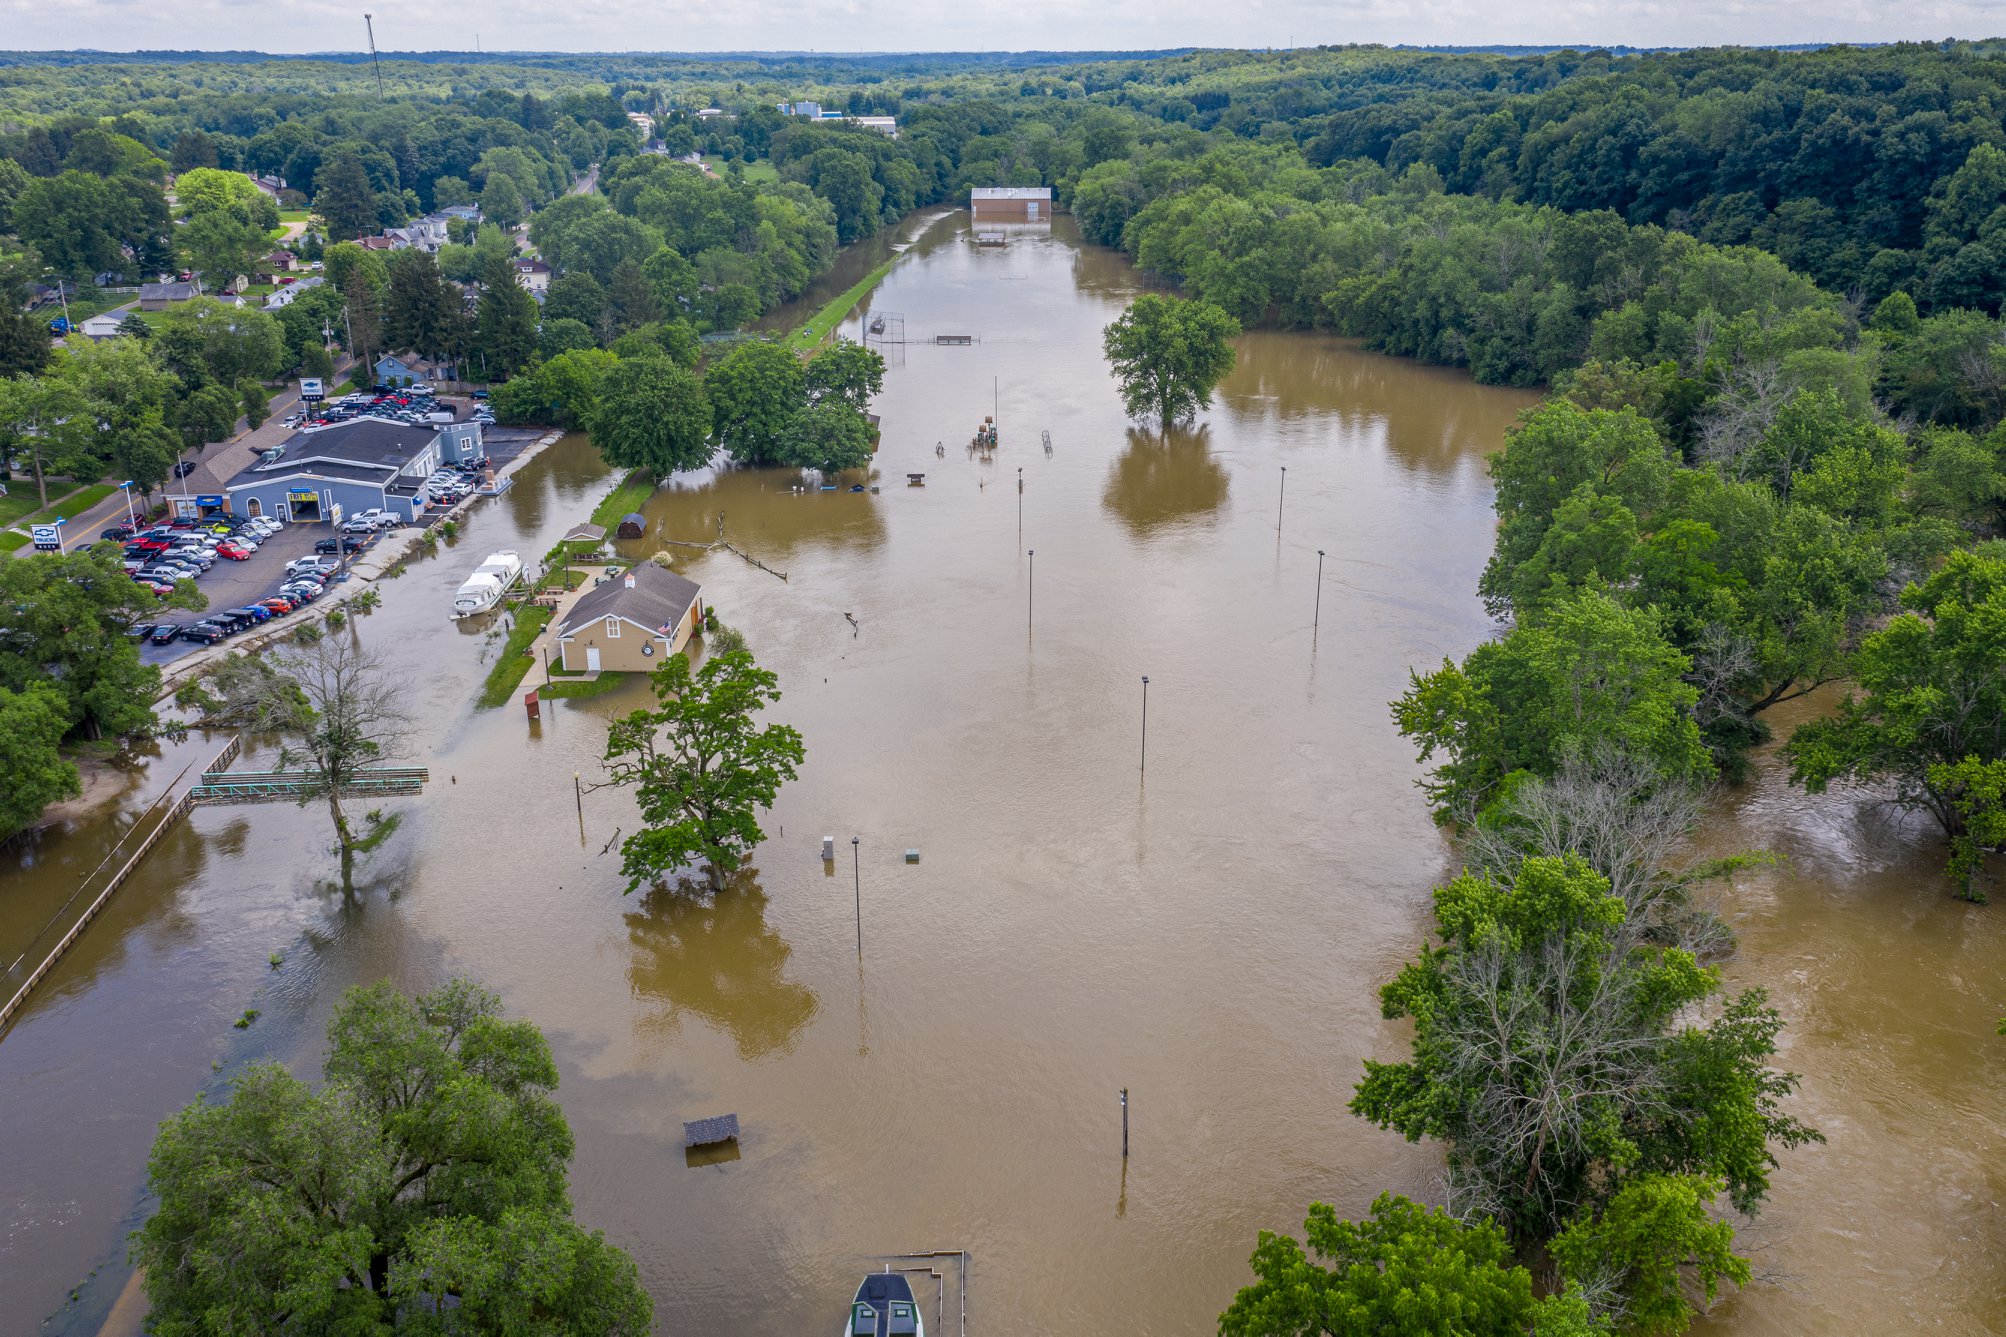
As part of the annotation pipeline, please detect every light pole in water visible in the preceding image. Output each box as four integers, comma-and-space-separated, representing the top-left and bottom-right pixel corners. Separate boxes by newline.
1315, 549, 1326, 632
1140, 675, 1150, 774
1277, 466, 1287, 530
1027, 549, 1035, 632
852, 836, 862, 955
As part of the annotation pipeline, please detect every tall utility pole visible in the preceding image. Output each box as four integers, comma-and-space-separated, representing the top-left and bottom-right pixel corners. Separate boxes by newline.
363, 14, 384, 99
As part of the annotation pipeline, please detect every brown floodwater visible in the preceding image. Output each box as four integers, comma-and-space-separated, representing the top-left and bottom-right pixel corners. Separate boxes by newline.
1, 217, 2001, 1336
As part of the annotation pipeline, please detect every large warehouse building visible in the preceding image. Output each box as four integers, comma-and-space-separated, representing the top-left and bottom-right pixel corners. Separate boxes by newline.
223, 418, 484, 524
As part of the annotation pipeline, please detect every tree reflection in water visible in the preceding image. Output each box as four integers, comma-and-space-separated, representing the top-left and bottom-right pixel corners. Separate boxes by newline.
1101, 424, 1230, 536
624, 868, 820, 1061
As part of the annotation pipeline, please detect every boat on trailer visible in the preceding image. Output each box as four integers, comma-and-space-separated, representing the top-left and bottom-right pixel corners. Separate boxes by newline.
844, 1269, 923, 1336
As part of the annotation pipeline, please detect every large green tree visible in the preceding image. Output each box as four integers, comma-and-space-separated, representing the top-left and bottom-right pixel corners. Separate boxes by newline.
603, 648, 805, 892
1219, 1195, 1603, 1337
1394, 589, 1713, 818
1784, 548, 2006, 896
315, 150, 382, 240
704, 339, 806, 465
132, 978, 651, 1335
0, 545, 198, 740
781, 399, 875, 474
1352, 854, 1819, 1250
588, 355, 712, 476
805, 338, 885, 412
473, 255, 539, 381
0, 682, 81, 843
1102, 293, 1240, 425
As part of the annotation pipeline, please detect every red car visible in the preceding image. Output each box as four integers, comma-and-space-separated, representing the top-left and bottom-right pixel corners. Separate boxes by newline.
134, 578, 174, 596
132, 537, 172, 553
258, 597, 295, 614
216, 543, 252, 560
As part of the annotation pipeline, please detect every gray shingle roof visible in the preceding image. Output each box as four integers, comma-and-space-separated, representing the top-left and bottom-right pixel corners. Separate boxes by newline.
558, 562, 700, 638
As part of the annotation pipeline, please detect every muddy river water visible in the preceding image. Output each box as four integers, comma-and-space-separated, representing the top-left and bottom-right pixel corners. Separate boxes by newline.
2, 216, 2001, 1335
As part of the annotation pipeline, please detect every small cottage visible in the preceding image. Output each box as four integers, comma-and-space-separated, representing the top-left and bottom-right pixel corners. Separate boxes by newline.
556, 563, 703, 674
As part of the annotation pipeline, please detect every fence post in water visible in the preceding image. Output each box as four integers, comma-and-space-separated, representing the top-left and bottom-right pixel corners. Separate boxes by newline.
852, 836, 862, 956
1140, 677, 1149, 774
574, 772, 583, 820
1121, 1088, 1129, 1157
1027, 549, 1035, 633
1277, 466, 1287, 531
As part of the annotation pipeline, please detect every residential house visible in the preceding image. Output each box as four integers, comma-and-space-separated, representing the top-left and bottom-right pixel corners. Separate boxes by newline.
695, 108, 725, 120
250, 173, 287, 200
264, 250, 299, 275
358, 235, 405, 253
79, 313, 128, 340
262, 275, 324, 311
138, 279, 201, 310
555, 563, 703, 674
513, 258, 552, 296
372, 352, 459, 386
223, 417, 484, 523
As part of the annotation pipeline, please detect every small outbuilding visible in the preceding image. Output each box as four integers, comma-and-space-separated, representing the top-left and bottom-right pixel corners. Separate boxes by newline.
562, 522, 607, 546
615, 512, 648, 540
555, 563, 703, 674
138, 280, 199, 310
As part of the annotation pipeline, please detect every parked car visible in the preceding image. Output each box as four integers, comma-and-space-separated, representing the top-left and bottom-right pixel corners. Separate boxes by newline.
280, 583, 321, 601
100, 524, 136, 541
137, 566, 186, 584
257, 597, 295, 615
229, 605, 273, 623
172, 461, 198, 478
148, 623, 183, 644
135, 580, 176, 597
126, 622, 156, 640
314, 538, 365, 555
216, 543, 253, 560
180, 623, 227, 644
285, 557, 334, 577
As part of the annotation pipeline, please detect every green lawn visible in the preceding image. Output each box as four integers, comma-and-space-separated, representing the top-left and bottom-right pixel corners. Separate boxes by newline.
588, 470, 657, 531
538, 673, 629, 700
0, 483, 120, 551
476, 605, 553, 709
704, 155, 779, 184
785, 257, 897, 352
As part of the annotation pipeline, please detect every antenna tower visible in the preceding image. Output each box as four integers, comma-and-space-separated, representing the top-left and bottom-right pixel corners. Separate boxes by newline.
363, 14, 384, 98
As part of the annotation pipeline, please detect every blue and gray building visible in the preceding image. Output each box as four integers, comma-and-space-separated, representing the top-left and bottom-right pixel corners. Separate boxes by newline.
223, 418, 483, 524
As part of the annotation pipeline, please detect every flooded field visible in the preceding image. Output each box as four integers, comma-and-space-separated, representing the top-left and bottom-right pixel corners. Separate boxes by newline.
1, 217, 2001, 1335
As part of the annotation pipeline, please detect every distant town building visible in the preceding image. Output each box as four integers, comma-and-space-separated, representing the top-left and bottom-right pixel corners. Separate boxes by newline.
138, 279, 201, 310
513, 258, 552, 296
970, 187, 1053, 222
263, 275, 324, 311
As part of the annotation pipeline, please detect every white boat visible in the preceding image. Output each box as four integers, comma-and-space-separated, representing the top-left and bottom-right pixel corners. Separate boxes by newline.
844, 1270, 923, 1336
450, 549, 523, 618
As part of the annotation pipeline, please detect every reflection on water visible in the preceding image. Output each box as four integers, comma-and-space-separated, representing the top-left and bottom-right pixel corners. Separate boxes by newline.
612, 466, 888, 567
1102, 425, 1230, 536
1219, 330, 1535, 480
625, 872, 820, 1061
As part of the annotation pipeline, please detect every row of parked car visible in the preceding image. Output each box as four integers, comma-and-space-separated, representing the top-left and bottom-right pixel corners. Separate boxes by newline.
104, 514, 286, 595
131, 548, 355, 646
286, 384, 456, 432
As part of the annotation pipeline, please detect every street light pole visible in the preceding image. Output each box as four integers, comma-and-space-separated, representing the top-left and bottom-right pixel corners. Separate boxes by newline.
1140, 675, 1149, 773
851, 836, 862, 956
1314, 549, 1325, 632
119, 480, 137, 528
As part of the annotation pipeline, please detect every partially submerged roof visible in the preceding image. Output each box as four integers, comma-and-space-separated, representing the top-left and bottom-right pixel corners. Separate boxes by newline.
559, 561, 701, 638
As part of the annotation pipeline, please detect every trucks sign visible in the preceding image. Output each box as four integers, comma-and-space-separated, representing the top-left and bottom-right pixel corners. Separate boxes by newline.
30, 523, 62, 552
299, 377, 324, 401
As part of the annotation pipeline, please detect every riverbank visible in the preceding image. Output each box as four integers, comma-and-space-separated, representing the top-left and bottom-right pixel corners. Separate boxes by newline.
783, 256, 896, 352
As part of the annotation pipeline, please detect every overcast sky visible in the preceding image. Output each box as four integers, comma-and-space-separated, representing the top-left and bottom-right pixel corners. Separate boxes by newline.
3, 0, 2002, 56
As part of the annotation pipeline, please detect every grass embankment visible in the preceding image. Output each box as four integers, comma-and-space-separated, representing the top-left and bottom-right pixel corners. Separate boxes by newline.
0, 484, 119, 552
588, 470, 657, 530
538, 674, 627, 700
476, 606, 552, 708
784, 257, 896, 352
